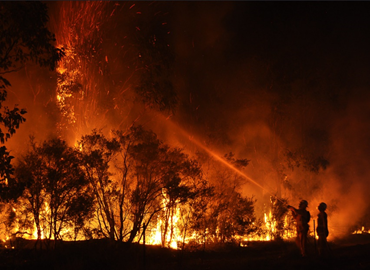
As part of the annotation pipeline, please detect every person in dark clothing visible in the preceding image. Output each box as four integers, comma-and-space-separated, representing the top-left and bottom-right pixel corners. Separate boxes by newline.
316, 202, 329, 257
288, 200, 311, 257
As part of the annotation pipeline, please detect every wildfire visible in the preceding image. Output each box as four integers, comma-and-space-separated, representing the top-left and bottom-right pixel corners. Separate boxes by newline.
1, 2, 357, 252
241, 211, 296, 244
74, 141, 83, 151
141, 196, 185, 249
50, 1, 146, 141
0, 187, 315, 250
352, 226, 370, 235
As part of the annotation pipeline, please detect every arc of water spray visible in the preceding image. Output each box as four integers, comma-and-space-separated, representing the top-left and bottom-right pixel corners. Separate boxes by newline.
158, 115, 284, 202
188, 133, 286, 204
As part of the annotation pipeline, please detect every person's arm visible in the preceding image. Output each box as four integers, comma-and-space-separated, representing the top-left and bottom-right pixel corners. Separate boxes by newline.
287, 205, 297, 215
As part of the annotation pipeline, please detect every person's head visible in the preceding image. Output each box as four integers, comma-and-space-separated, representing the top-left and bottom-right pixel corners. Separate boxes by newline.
318, 202, 327, 212
299, 200, 308, 210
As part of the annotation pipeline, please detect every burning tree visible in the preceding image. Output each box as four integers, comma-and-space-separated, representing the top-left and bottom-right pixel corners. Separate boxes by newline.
121, 126, 202, 245
192, 151, 257, 245
78, 126, 203, 246
79, 130, 122, 241
50, 1, 176, 141
179, 178, 214, 250
4, 126, 297, 248
15, 138, 94, 247
268, 196, 289, 240
153, 147, 202, 248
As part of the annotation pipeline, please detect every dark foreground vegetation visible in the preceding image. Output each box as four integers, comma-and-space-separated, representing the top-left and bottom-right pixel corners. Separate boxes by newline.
0, 234, 369, 270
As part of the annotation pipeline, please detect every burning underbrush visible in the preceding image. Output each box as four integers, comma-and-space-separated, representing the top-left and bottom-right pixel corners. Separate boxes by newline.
0, 127, 300, 250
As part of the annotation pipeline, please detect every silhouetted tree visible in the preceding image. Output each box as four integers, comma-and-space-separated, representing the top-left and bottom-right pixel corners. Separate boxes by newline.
123, 126, 203, 245
79, 126, 203, 244
79, 130, 121, 241
179, 178, 214, 250
15, 138, 46, 246
158, 148, 202, 247
194, 151, 256, 244
0, 1, 64, 198
269, 196, 289, 240
15, 138, 93, 247
125, 126, 171, 244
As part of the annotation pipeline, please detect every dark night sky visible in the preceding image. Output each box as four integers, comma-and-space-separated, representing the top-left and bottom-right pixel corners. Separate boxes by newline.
171, 1, 369, 128
165, 1, 369, 151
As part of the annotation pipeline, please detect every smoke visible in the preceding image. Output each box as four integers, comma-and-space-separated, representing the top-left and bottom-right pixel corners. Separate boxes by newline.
322, 90, 370, 237
4, 64, 60, 156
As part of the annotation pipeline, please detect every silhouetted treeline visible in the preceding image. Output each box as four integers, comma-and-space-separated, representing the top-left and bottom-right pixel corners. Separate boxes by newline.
0, 126, 265, 248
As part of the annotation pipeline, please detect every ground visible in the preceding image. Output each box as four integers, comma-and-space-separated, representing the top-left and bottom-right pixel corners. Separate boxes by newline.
0, 234, 369, 269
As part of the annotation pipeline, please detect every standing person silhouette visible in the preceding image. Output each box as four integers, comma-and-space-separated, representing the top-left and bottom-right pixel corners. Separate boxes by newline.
316, 202, 329, 257
287, 200, 311, 257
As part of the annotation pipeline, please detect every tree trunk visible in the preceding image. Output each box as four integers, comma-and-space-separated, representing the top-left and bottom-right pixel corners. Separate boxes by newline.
162, 207, 170, 247
127, 220, 141, 244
